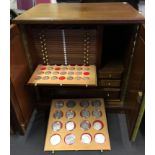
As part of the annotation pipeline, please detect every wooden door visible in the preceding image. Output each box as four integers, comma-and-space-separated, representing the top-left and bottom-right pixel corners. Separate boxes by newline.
125, 25, 145, 139
10, 24, 34, 134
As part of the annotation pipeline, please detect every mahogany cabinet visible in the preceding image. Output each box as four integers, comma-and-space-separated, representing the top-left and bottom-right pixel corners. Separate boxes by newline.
11, 2, 145, 139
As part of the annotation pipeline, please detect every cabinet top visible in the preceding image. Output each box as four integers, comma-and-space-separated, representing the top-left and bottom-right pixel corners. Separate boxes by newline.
13, 2, 144, 24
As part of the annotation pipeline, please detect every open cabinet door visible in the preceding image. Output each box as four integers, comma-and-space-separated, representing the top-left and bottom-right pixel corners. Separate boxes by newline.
10, 24, 34, 134
125, 25, 145, 140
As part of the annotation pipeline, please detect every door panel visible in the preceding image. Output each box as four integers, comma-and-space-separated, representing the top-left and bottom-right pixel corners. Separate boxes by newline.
10, 24, 34, 134
125, 25, 145, 139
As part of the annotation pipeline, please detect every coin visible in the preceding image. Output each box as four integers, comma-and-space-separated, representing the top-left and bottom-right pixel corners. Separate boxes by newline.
66, 100, 76, 108
50, 134, 61, 145
81, 133, 92, 144
92, 110, 102, 118
80, 120, 91, 131
93, 120, 104, 130
55, 100, 64, 109
53, 110, 63, 119
65, 121, 75, 131
64, 134, 76, 145
92, 99, 101, 107
52, 121, 62, 131
80, 100, 89, 108
94, 133, 105, 144
66, 110, 75, 119
80, 110, 90, 118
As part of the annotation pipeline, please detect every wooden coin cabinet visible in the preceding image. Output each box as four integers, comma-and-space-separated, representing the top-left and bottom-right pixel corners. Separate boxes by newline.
10, 2, 145, 147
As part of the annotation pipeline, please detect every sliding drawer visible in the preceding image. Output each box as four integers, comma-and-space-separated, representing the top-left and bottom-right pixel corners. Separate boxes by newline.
98, 79, 121, 87
103, 88, 120, 101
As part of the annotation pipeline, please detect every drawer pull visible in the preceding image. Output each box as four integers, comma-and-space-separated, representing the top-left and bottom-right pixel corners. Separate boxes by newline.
108, 82, 111, 86
107, 93, 110, 97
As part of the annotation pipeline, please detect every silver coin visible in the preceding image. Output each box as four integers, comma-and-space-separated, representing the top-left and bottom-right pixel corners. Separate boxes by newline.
51, 76, 58, 80
66, 110, 75, 119
75, 72, 82, 75
74, 76, 81, 80
80, 100, 89, 108
64, 134, 76, 145
47, 67, 53, 70
45, 71, 51, 75
66, 100, 76, 108
55, 100, 64, 109
83, 67, 90, 71
80, 120, 91, 131
67, 76, 73, 80
53, 110, 63, 119
52, 121, 62, 131
68, 72, 74, 75
53, 72, 59, 75
92, 100, 101, 107
42, 76, 49, 80
65, 121, 75, 131
80, 110, 90, 118
60, 72, 67, 75
92, 110, 102, 118
69, 67, 75, 70
77, 67, 82, 71
61, 67, 68, 70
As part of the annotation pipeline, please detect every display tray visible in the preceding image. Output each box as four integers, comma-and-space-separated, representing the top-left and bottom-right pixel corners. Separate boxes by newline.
44, 98, 111, 151
28, 64, 97, 86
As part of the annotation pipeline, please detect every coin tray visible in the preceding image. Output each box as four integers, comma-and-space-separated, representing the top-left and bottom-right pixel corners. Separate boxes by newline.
28, 64, 97, 86
44, 98, 111, 151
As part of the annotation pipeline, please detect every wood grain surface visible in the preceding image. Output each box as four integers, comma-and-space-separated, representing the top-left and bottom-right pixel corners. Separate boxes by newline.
13, 3, 144, 24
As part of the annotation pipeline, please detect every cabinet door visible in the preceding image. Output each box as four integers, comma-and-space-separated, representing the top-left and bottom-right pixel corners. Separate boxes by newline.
125, 25, 145, 139
10, 24, 34, 134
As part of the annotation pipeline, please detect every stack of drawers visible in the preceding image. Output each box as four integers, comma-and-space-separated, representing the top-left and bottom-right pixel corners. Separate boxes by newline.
98, 62, 124, 101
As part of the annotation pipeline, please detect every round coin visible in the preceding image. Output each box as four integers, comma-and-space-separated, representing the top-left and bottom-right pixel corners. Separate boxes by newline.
64, 134, 76, 145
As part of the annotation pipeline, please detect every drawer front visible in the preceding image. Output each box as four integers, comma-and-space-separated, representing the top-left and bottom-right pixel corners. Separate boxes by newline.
98, 79, 121, 87
98, 72, 122, 79
103, 89, 120, 101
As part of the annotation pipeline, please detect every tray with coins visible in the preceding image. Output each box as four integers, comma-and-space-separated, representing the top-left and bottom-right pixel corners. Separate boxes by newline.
44, 98, 111, 151
28, 64, 97, 86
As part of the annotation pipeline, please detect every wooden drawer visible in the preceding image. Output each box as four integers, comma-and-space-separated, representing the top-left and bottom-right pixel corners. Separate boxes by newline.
98, 72, 122, 79
103, 88, 120, 101
98, 79, 121, 87
98, 62, 124, 79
